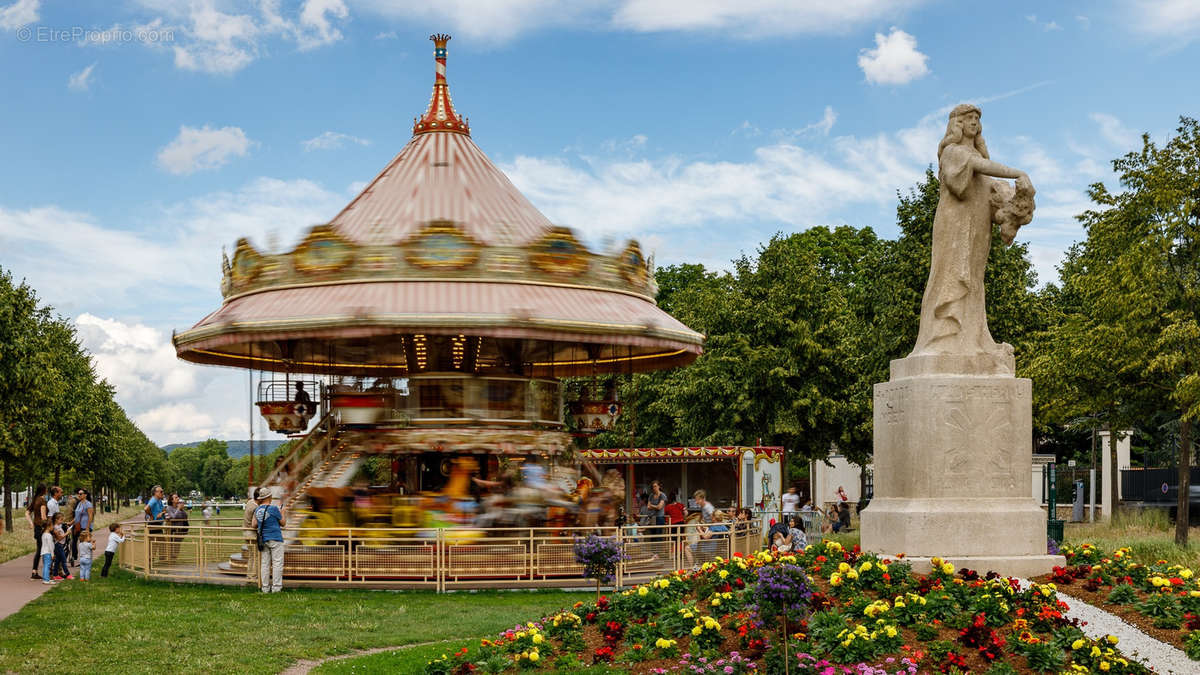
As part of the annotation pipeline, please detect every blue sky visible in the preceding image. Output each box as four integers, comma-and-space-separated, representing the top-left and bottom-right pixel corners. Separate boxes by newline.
1, 0, 1198, 444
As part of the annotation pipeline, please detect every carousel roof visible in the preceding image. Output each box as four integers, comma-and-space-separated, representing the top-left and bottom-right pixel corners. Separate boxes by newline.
173, 34, 703, 377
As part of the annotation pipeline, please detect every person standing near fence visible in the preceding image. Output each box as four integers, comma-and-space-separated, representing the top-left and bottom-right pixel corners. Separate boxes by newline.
101, 522, 126, 578
26, 484, 48, 580
72, 489, 94, 567
647, 481, 666, 537
781, 486, 799, 517
242, 487, 260, 580
253, 487, 286, 593
143, 485, 166, 563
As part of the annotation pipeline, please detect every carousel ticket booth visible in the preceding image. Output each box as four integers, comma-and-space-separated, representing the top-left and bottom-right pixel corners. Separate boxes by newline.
579, 446, 784, 527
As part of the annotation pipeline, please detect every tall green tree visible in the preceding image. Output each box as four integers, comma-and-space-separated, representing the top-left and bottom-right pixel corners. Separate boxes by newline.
1050, 118, 1200, 544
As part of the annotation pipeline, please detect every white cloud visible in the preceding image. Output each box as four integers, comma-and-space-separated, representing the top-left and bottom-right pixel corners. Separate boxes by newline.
781, 106, 838, 139
134, 402, 247, 444
1076, 15, 1090, 29
374, 30, 397, 40
612, 0, 924, 35
857, 27, 929, 85
302, 130, 371, 151
104, 0, 351, 74
1089, 113, 1140, 150
0, 0, 37, 29
1124, 0, 1200, 38
157, 125, 252, 174
67, 63, 97, 91
0, 177, 344, 310
352, 0, 926, 42
74, 314, 254, 444
1025, 14, 1062, 31
296, 0, 350, 50
502, 118, 938, 242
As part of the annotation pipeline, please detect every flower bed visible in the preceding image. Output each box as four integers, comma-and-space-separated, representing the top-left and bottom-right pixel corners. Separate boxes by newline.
425, 541, 1159, 673
1032, 542, 1200, 660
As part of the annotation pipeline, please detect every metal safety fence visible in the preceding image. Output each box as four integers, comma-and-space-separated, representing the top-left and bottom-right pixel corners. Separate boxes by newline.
117, 519, 772, 591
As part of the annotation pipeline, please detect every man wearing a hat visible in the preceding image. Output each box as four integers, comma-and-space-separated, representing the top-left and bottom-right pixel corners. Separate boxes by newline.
251, 486, 287, 593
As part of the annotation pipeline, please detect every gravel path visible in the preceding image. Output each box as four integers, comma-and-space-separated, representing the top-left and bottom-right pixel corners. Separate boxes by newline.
1016, 578, 1195, 674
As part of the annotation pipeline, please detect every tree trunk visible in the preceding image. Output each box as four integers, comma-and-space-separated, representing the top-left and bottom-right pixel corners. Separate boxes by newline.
54, 465, 60, 487
3, 459, 12, 533
1176, 418, 1192, 547
1108, 427, 1120, 522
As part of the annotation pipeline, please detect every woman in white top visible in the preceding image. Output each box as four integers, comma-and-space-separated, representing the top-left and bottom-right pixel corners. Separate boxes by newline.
781, 486, 800, 515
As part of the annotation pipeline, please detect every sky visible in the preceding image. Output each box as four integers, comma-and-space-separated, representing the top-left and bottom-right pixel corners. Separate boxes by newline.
1, 0, 1198, 446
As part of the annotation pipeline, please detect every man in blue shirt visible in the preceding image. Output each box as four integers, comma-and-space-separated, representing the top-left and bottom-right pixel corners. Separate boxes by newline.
143, 485, 165, 563
71, 489, 94, 566
252, 487, 287, 593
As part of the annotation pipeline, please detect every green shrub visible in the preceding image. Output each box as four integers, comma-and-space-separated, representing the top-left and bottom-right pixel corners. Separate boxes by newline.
1020, 640, 1065, 672
984, 661, 1020, 675
914, 623, 939, 641
1106, 583, 1139, 604
1136, 593, 1183, 629
1184, 630, 1200, 661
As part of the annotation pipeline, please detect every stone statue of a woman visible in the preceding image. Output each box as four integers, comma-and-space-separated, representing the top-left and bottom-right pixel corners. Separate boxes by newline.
910, 104, 1036, 372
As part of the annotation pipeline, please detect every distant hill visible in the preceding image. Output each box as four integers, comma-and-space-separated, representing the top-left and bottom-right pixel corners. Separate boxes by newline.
162, 440, 287, 458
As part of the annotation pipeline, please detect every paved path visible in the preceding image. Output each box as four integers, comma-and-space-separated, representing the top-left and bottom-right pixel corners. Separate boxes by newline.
0, 552, 56, 621
0, 512, 141, 622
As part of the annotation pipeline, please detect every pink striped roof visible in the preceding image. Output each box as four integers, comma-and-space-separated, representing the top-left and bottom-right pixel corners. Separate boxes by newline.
178, 280, 703, 355
329, 132, 555, 246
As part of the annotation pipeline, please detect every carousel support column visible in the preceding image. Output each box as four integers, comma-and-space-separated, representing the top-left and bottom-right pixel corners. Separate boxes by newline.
436, 527, 444, 593
404, 455, 419, 495
528, 527, 535, 581
626, 464, 635, 518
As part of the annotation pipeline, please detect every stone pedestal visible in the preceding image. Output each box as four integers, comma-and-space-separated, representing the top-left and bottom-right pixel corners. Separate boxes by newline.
861, 354, 1064, 577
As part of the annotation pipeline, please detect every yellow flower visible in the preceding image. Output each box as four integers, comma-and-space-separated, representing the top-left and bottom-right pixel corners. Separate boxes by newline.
885, 626, 898, 638
838, 562, 851, 573
941, 562, 955, 575
532, 634, 543, 644
880, 563, 889, 572
1098, 661, 1109, 671
1106, 635, 1119, 645
1091, 646, 1102, 657
718, 570, 729, 579
860, 561, 873, 572
1071, 638, 1085, 650
846, 570, 859, 580
830, 573, 843, 586
692, 626, 702, 636
711, 598, 721, 606
638, 586, 649, 596
529, 651, 539, 662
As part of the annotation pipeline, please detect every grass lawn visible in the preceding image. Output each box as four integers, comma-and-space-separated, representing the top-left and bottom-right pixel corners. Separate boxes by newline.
1062, 509, 1200, 567
0, 572, 591, 674
313, 640, 616, 674
0, 504, 141, 563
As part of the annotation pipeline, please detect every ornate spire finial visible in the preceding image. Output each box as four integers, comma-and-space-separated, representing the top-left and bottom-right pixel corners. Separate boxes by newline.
413, 33, 470, 136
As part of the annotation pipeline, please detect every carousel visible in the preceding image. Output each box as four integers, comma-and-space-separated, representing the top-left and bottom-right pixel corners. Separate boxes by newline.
166, 35, 773, 587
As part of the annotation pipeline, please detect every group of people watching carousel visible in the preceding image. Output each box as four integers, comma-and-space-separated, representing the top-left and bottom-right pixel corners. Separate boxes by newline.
25, 484, 124, 583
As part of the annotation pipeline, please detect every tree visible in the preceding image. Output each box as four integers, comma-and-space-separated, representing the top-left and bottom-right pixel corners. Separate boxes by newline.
1055, 118, 1200, 544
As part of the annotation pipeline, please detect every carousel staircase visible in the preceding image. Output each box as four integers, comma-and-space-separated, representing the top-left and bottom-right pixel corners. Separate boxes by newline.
217, 416, 349, 575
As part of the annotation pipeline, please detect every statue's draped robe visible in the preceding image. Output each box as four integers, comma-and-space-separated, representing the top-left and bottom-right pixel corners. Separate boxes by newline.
911, 143, 1002, 357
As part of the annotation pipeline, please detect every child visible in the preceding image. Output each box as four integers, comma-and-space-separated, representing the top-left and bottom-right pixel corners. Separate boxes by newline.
40, 521, 56, 584
51, 513, 72, 580
77, 530, 95, 580
772, 531, 792, 553
101, 522, 126, 578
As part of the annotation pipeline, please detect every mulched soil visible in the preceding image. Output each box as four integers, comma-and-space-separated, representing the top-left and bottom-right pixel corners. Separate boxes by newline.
1030, 573, 1192, 653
